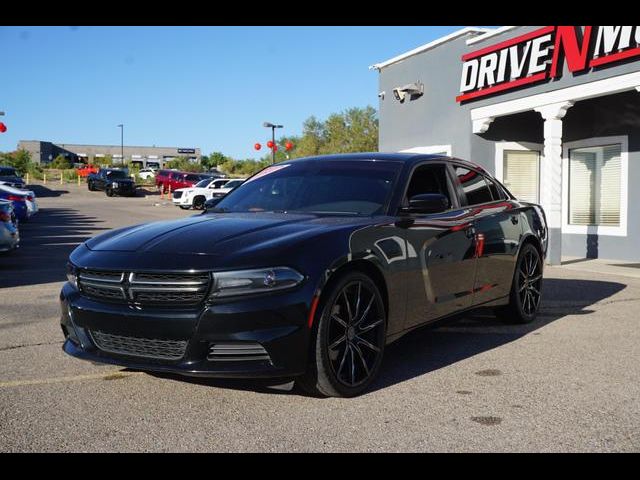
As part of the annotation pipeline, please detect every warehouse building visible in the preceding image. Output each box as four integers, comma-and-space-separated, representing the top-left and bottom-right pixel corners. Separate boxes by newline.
18, 140, 201, 168
372, 26, 640, 264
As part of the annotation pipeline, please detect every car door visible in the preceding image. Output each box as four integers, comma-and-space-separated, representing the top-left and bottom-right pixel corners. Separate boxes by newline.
450, 164, 522, 306
400, 162, 478, 330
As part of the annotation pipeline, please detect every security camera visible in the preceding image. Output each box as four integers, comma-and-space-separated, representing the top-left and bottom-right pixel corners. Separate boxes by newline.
392, 82, 424, 103
378, 91, 385, 100
393, 88, 406, 102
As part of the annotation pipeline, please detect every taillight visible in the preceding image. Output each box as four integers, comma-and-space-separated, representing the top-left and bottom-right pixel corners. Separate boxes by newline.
0, 212, 10, 222
6, 194, 25, 202
26, 195, 34, 201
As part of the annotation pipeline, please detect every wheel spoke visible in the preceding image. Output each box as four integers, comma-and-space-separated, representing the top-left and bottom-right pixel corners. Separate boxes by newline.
356, 336, 381, 353
332, 314, 348, 329
329, 335, 346, 350
358, 318, 383, 334
352, 343, 370, 377
343, 290, 353, 323
350, 346, 356, 385
529, 274, 542, 284
529, 285, 540, 297
353, 295, 375, 328
530, 255, 538, 276
354, 282, 361, 320
337, 344, 350, 379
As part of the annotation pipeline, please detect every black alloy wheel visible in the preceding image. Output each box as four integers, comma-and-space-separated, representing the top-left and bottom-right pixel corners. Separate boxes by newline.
87, 181, 94, 191
106, 188, 114, 197
298, 271, 386, 397
495, 243, 543, 324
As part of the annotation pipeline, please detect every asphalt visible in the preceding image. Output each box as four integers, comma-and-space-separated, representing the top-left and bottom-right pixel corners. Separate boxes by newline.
1, 182, 639, 452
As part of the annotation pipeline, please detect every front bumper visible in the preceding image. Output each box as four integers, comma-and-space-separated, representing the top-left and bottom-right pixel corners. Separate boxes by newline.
172, 193, 191, 206
59, 282, 312, 378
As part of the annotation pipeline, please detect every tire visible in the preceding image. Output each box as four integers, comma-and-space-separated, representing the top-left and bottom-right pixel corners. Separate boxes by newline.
495, 243, 543, 324
297, 271, 387, 398
88, 181, 94, 191
106, 188, 114, 197
179, 206, 190, 210
192, 196, 206, 210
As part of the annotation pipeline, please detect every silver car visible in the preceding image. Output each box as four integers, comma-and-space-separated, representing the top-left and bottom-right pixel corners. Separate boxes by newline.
0, 199, 19, 253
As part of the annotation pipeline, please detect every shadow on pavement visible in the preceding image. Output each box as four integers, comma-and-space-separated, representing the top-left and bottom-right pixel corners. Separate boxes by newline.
0, 207, 108, 288
143, 277, 626, 396
26, 184, 70, 198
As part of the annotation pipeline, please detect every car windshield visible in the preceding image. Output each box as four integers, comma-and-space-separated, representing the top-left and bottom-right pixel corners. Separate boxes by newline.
214, 160, 400, 216
0, 167, 17, 176
106, 170, 127, 179
195, 179, 211, 188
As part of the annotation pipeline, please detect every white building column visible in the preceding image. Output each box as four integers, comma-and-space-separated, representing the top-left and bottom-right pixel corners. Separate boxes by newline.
534, 101, 574, 265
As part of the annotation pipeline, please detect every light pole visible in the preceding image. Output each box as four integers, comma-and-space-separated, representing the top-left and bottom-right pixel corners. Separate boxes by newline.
263, 121, 283, 164
117, 124, 124, 165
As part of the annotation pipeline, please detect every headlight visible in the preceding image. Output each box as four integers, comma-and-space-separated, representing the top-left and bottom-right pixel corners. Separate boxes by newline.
66, 263, 78, 290
208, 267, 304, 299
112, 182, 118, 187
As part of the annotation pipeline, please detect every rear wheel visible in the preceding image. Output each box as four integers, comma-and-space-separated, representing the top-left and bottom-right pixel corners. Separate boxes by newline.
297, 271, 386, 398
495, 243, 543, 324
87, 181, 94, 191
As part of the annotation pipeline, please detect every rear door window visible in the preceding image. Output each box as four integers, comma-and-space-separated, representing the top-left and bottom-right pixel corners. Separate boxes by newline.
453, 166, 493, 206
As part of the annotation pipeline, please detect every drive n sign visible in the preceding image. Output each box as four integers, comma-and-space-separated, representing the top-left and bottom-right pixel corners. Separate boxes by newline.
457, 26, 640, 103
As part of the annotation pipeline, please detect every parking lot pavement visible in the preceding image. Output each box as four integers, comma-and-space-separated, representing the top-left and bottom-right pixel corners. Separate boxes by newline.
1, 183, 639, 452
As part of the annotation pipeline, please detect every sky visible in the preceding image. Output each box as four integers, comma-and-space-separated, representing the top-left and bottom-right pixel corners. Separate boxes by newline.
0, 26, 494, 160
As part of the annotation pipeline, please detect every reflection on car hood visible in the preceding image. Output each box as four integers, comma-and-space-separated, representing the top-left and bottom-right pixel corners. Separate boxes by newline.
84, 212, 370, 255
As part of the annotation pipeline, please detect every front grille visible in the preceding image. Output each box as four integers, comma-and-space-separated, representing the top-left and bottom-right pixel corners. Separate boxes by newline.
172, 191, 183, 199
91, 330, 187, 360
208, 342, 271, 362
77, 270, 211, 306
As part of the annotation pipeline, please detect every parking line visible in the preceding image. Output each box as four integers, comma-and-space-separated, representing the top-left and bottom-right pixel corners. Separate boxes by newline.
0, 370, 144, 388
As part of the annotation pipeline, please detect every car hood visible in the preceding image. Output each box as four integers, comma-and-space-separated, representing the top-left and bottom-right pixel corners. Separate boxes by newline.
84, 212, 370, 256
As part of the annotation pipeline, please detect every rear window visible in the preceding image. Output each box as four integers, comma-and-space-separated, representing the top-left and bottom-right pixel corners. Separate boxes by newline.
185, 174, 201, 182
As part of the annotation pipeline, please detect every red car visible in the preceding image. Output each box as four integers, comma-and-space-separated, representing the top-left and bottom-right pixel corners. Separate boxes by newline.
76, 164, 99, 178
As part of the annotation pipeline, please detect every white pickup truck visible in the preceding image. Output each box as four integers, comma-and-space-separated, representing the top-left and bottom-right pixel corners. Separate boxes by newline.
172, 178, 244, 210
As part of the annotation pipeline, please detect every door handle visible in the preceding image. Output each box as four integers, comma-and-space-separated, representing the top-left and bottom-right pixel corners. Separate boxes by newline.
511, 215, 519, 225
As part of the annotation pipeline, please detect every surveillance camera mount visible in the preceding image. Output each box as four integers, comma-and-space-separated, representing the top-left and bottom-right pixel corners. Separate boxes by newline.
392, 82, 424, 103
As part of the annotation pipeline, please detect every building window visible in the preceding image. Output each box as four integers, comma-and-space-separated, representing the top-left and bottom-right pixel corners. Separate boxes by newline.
503, 150, 540, 203
568, 144, 621, 227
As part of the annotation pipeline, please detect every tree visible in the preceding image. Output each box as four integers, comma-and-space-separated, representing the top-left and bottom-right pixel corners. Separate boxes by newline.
50, 154, 73, 169
0, 149, 32, 175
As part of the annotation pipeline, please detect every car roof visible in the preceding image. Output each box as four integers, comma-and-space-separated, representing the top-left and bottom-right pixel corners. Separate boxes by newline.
277, 152, 486, 172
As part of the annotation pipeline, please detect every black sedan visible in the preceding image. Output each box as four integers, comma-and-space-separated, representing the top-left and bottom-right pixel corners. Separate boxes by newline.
61, 153, 547, 397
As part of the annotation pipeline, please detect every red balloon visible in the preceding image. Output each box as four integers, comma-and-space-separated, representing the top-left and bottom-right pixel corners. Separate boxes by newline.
254, 143, 261, 150
0, 122, 6, 133
273, 145, 278, 152
285, 141, 293, 151
266, 140, 274, 149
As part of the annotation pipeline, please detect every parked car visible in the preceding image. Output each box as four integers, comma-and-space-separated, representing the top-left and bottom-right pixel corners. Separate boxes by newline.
0, 183, 39, 217
0, 184, 33, 221
0, 166, 25, 189
0, 199, 19, 253
208, 178, 245, 199
60, 153, 547, 397
138, 168, 156, 180
208, 168, 227, 178
146, 162, 160, 170
172, 178, 230, 210
87, 168, 136, 197
76, 164, 99, 178
154, 169, 183, 192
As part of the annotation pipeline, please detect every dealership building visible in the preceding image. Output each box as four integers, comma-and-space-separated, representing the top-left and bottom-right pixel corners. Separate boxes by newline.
373, 26, 640, 264
18, 140, 201, 168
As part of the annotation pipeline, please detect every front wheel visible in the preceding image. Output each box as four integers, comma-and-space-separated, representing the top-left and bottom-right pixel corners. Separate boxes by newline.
105, 188, 115, 197
192, 196, 206, 210
297, 271, 387, 398
179, 205, 190, 210
87, 181, 94, 191
495, 243, 543, 324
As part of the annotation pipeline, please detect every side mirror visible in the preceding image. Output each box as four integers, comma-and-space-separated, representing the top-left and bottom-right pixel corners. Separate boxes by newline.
402, 193, 449, 214
204, 197, 222, 211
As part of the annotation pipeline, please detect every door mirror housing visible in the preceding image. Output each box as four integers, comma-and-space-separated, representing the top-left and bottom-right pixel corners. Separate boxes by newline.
401, 193, 450, 214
